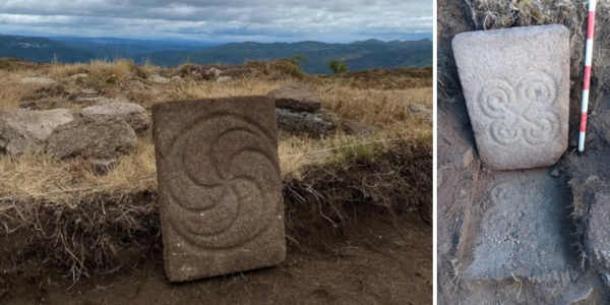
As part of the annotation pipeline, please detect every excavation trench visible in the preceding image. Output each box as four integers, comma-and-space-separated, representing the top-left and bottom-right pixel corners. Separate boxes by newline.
437, 0, 610, 303
0, 141, 432, 305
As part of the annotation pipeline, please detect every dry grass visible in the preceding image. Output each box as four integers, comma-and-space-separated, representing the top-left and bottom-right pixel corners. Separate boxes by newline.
320, 67, 432, 90
467, 0, 581, 30
0, 140, 156, 204
279, 133, 397, 177
170, 78, 281, 100
48, 59, 145, 80
0, 71, 27, 110
319, 85, 431, 126
0, 131, 429, 203
0, 59, 431, 204
0, 130, 428, 204
0, 67, 63, 110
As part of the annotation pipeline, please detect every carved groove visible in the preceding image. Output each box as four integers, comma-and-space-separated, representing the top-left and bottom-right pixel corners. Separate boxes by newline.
165, 113, 280, 250
477, 71, 560, 147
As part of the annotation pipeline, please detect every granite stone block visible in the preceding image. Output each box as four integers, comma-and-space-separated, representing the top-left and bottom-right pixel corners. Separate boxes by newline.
153, 96, 286, 282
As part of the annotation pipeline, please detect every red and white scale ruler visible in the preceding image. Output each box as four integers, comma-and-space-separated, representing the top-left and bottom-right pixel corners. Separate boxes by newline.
578, 0, 597, 153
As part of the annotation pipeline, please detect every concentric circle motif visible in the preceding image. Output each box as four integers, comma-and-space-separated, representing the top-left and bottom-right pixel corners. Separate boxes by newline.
489, 181, 513, 203
517, 71, 557, 106
489, 120, 519, 146
522, 112, 561, 145
478, 79, 515, 119
479, 72, 560, 147
164, 113, 280, 250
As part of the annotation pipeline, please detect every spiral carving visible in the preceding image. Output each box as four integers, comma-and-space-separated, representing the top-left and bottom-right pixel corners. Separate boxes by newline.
478, 79, 515, 119
476, 71, 560, 147
522, 112, 561, 145
517, 71, 557, 106
164, 113, 281, 250
489, 181, 513, 203
489, 120, 519, 145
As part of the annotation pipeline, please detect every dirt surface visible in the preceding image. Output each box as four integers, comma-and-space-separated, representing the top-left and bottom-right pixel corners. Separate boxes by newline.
2, 213, 431, 305
437, 0, 610, 304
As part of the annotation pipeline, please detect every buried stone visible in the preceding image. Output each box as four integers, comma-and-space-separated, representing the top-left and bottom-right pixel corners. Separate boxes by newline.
463, 170, 576, 283
152, 97, 286, 282
81, 102, 151, 134
46, 115, 136, 160
0, 109, 74, 155
268, 83, 322, 113
275, 108, 336, 137
453, 25, 570, 170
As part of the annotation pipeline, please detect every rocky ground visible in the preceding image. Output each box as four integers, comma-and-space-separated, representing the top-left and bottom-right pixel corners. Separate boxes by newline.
438, 0, 610, 304
0, 58, 432, 304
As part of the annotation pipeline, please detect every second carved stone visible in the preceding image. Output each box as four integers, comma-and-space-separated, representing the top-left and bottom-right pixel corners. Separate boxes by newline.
453, 25, 570, 170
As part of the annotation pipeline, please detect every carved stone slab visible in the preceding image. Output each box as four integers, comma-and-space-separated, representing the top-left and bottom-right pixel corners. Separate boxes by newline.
153, 97, 286, 282
587, 192, 610, 270
453, 25, 570, 170
464, 170, 576, 282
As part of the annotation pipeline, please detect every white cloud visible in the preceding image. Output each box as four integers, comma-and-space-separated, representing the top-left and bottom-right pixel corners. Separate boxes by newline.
0, 0, 432, 42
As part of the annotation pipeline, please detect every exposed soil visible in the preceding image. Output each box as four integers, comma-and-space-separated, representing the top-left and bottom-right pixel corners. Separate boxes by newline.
437, 0, 610, 304
0, 139, 432, 304
2, 213, 431, 305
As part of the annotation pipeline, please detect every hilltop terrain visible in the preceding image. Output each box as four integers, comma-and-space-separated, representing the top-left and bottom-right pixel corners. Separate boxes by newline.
0, 34, 432, 74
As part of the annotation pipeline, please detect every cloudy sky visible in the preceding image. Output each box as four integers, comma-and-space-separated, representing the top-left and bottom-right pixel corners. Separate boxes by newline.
0, 0, 432, 42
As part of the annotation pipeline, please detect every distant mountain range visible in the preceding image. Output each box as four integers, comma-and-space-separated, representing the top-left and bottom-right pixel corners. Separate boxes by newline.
0, 34, 432, 74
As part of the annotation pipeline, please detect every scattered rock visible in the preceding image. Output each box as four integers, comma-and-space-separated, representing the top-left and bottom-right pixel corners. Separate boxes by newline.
170, 76, 183, 82
207, 67, 222, 78
408, 103, 430, 114
216, 76, 232, 83
46, 116, 137, 160
149, 74, 170, 84
453, 25, 570, 170
268, 84, 322, 113
69, 73, 89, 80
276, 109, 336, 137
0, 109, 74, 155
178, 64, 220, 80
81, 102, 151, 133
177, 64, 251, 80
20, 76, 57, 86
